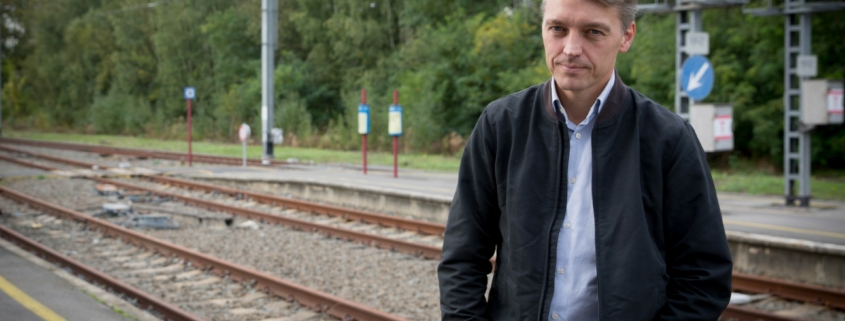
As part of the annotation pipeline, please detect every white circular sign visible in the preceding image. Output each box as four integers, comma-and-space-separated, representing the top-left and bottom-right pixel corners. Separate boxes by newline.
239, 123, 251, 142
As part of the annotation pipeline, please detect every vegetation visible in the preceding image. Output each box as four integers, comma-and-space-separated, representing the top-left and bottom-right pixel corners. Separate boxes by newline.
0, 0, 843, 170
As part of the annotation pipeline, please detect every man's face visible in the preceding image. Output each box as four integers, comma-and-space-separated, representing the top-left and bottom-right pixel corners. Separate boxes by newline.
542, 0, 635, 94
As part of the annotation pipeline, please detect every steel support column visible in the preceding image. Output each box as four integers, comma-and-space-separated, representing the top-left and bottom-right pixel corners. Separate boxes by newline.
261, 0, 278, 160
783, 1, 812, 206
676, 7, 703, 121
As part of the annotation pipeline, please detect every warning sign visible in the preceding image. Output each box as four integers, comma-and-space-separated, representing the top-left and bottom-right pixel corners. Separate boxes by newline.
714, 115, 732, 141
829, 89, 844, 115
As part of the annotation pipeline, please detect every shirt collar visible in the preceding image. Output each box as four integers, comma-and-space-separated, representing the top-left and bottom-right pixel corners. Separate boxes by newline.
551, 71, 616, 127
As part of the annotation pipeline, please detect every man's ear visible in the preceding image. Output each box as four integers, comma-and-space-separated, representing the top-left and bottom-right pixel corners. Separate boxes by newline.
620, 22, 636, 53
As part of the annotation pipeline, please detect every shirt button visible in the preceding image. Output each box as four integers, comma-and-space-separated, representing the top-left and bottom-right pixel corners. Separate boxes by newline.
575, 132, 582, 139
570, 177, 576, 184
564, 223, 571, 229
552, 313, 560, 320
558, 267, 565, 274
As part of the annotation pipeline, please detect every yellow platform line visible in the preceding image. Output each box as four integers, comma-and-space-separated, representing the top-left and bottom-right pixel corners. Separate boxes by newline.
723, 219, 845, 240
0, 274, 67, 321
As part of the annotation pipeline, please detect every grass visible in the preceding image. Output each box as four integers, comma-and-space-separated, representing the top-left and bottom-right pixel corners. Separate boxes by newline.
711, 170, 844, 201
5, 129, 844, 200
5, 129, 464, 172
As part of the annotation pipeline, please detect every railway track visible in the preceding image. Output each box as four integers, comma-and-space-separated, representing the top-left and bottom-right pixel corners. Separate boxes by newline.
0, 186, 408, 321
2, 142, 845, 320
0, 145, 445, 257
0, 137, 293, 167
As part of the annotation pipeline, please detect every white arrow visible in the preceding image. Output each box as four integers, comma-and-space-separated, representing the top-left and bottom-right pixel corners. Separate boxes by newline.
687, 62, 710, 92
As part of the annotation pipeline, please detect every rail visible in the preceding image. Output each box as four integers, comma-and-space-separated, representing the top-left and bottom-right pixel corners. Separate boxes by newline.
0, 186, 410, 321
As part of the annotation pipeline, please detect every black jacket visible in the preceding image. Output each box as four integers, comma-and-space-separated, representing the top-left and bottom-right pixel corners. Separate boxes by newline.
438, 75, 733, 321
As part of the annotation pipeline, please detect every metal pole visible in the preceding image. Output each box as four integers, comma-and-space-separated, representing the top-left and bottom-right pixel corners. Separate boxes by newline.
362, 89, 368, 175
187, 99, 193, 167
243, 140, 247, 167
363, 135, 368, 175
393, 137, 398, 178
261, 0, 277, 161
798, 12, 812, 206
393, 90, 399, 178
782, 0, 812, 207
1, 23, 3, 137
675, 7, 702, 121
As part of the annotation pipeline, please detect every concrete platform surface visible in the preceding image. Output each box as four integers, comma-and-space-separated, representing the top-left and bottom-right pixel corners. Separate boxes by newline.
0, 245, 132, 321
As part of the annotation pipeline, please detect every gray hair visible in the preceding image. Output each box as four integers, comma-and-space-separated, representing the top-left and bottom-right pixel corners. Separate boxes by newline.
540, 0, 638, 33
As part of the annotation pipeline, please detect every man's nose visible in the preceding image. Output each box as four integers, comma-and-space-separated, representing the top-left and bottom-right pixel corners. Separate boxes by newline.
563, 33, 583, 57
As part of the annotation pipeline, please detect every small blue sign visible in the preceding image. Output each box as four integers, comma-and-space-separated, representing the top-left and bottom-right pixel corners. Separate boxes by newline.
681, 55, 714, 101
388, 105, 403, 136
183, 87, 196, 100
357, 104, 370, 135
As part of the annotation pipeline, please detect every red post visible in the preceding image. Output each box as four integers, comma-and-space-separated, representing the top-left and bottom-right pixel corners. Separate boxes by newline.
362, 89, 367, 175
362, 135, 368, 175
187, 99, 193, 167
393, 136, 398, 178
393, 90, 399, 178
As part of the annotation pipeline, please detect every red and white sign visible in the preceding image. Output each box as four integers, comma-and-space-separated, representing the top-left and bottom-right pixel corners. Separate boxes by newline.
828, 89, 844, 115
714, 114, 732, 141
238, 123, 251, 142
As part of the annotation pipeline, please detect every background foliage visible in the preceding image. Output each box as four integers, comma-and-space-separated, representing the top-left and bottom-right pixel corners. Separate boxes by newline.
1, 0, 843, 169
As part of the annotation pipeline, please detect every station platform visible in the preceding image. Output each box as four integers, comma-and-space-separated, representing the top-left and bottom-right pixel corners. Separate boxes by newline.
0, 241, 132, 321
158, 162, 845, 247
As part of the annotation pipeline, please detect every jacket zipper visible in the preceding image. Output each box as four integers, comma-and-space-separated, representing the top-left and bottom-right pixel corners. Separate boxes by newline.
539, 120, 567, 321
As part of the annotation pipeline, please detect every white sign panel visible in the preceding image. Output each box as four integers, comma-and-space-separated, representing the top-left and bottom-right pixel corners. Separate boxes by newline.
797, 55, 818, 77
238, 123, 251, 142
388, 105, 403, 136
357, 104, 370, 135
685, 32, 709, 55
714, 115, 733, 141
271, 128, 283, 144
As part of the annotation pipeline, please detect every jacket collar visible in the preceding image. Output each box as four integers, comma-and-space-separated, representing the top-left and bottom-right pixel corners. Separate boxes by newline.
541, 72, 627, 124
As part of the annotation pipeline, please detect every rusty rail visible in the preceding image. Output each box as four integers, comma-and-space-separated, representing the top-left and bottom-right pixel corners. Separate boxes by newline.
0, 224, 204, 321
721, 305, 806, 321
89, 177, 443, 259
0, 154, 57, 171
0, 186, 410, 321
0, 137, 292, 167
143, 174, 446, 235
0, 144, 445, 258
6, 142, 845, 320
733, 272, 845, 310
0, 145, 110, 170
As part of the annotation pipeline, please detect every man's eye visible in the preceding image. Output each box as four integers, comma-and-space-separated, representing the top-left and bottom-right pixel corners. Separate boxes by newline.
589, 29, 602, 35
551, 26, 563, 32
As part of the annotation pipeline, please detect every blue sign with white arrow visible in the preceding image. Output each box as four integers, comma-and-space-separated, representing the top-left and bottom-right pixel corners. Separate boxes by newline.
681, 55, 714, 101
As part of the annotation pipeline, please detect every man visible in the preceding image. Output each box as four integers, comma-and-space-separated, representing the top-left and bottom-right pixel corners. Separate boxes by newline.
437, 0, 733, 320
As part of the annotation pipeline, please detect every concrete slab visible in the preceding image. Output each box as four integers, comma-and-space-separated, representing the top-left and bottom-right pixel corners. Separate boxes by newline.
0, 245, 132, 321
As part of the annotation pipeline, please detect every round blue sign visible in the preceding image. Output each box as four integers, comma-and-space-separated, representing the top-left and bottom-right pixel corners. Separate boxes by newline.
183, 86, 196, 100
681, 55, 714, 101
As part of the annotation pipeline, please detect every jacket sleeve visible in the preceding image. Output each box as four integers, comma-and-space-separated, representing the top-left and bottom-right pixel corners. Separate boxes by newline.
438, 109, 501, 320
656, 122, 733, 320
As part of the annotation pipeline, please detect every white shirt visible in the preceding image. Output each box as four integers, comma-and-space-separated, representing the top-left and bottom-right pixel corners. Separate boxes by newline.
547, 74, 615, 321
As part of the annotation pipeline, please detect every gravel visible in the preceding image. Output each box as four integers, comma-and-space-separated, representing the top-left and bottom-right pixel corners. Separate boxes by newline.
0, 198, 335, 321
1, 177, 441, 320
